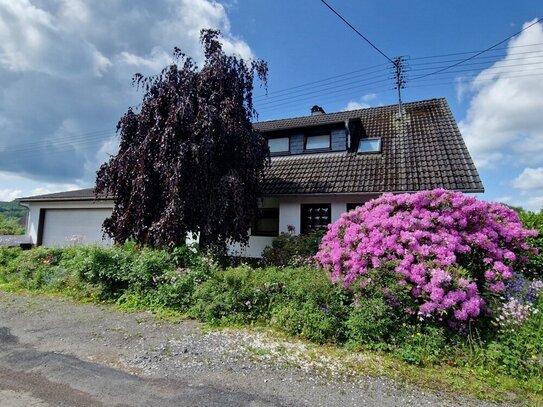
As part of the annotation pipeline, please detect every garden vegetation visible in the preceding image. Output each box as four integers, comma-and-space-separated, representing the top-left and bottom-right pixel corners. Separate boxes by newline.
0, 190, 541, 403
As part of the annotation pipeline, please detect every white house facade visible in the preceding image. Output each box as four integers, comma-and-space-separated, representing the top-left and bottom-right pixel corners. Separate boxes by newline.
18, 98, 484, 257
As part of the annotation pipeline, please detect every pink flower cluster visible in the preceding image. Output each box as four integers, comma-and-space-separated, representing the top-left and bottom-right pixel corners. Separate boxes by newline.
315, 189, 538, 324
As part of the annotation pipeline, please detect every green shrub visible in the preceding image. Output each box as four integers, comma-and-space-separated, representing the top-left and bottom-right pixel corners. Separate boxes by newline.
480, 295, 543, 379
191, 266, 349, 342
517, 209, 543, 279
262, 228, 324, 267
345, 296, 396, 348
0, 247, 62, 289
271, 300, 344, 343
393, 325, 448, 365
0, 214, 25, 235
0, 247, 22, 270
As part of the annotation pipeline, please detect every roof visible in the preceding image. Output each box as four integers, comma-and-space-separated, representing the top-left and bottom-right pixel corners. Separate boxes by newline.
261, 98, 483, 195
18, 188, 111, 202
18, 98, 483, 202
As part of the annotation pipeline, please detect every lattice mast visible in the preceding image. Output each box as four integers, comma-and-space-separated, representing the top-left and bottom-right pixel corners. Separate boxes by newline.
392, 56, 407, 119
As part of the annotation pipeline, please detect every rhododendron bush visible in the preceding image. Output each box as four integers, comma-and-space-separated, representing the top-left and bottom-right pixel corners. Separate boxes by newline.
316, 189, 538, 326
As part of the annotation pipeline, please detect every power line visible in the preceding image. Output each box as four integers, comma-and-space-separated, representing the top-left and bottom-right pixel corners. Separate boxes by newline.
257, 87, 396, 117
411, 18, 543, 81
408, 50, 543, 68
408, 42, 543, 61
254, 49, 543, 106
253, 62, 388, 101
320, 0, 394, 64
407, 71, 543, 91
255, 74, 391, 107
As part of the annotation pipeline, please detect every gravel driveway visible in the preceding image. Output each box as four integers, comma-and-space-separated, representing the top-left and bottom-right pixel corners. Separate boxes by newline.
0, 291, 502, 407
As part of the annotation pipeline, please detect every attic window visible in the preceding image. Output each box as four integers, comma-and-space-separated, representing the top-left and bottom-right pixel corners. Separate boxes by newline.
305, 134, 330, 150
358, 138, 381, 153
268, 137, 289, 153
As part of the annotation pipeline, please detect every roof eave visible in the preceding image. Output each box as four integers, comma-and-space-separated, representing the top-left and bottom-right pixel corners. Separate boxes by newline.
17, 196, 114, 203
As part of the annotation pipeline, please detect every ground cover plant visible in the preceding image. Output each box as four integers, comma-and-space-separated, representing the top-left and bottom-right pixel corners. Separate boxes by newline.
0, 190, 541, 403
0, 214, 25, 235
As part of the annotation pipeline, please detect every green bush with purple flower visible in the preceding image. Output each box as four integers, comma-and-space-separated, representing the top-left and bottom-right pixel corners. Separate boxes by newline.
316, 189, 539, 327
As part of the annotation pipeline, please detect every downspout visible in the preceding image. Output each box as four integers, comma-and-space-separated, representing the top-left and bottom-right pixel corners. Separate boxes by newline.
17, 201, 33, 249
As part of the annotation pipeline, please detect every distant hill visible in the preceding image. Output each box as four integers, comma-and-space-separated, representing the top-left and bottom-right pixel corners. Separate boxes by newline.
0, 201, 27, 220
0, 201, 28, 234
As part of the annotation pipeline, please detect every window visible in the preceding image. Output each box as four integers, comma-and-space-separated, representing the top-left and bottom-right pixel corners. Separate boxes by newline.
268, 137, 289, 153
358, 138, 381, 153
305, 134, 330, 150
300, 204, 331, 234
251, 208, 279, 236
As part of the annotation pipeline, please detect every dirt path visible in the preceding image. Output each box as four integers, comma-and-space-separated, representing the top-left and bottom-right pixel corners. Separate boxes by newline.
0, 291, 501, 407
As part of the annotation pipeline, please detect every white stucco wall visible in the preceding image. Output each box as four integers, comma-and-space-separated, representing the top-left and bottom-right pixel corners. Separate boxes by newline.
22, 193, 379, 256
228, 236, 275, 258
277, 194, 378, 235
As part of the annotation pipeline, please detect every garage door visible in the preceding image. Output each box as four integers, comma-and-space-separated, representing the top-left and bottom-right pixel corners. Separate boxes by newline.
41, 208, 113, 247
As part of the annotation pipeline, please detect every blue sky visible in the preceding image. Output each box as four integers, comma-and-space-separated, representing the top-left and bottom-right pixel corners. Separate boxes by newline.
0, 0, 542, 210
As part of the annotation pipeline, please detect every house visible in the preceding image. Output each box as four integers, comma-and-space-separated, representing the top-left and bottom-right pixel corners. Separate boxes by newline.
18, 98, 483, 257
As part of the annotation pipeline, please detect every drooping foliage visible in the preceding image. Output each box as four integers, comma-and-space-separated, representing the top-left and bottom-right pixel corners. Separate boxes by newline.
96, 29, 269, 250
315, 189, 538, 326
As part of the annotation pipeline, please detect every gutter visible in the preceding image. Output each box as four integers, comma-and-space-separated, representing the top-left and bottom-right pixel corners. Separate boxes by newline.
263, 188, 485, 198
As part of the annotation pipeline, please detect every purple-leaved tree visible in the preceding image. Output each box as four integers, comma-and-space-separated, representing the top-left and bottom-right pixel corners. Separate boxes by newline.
96, 29, 269, 250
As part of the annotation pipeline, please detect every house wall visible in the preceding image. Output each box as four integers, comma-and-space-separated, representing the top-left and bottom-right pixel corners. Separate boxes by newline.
277, 194, 378, 235
23, 193, 379, 257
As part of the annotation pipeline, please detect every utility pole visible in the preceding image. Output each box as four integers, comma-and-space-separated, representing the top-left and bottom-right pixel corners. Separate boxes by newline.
393, 56, 406, 119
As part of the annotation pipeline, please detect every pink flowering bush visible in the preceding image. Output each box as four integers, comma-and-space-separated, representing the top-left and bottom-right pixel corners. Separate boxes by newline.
316, 189, 538, 326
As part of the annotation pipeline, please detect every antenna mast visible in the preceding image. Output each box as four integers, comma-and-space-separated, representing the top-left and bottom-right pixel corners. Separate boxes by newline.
393, 56, 406, 119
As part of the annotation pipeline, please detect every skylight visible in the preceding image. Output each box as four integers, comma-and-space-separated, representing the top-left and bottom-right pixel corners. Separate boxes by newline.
358, 138, 381, 153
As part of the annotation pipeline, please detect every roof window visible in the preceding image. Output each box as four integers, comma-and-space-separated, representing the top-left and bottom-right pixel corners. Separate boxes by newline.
358, 138, 381, 154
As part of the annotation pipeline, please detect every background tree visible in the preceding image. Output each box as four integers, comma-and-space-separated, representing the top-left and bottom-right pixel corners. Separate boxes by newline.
96, 29, 269, 250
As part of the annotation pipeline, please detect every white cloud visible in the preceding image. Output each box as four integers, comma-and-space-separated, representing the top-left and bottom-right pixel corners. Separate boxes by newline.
459, 19, 543, 212
0, 0, 254, 187
511, 167, 543, 191
0, 189, 22, 201
523, 196, 543, 211
459, 19, 543, 169
495, 196, 513, 204
343, 93, 378, 111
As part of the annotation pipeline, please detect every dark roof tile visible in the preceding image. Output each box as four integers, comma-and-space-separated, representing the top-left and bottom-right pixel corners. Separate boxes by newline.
261, 98, 483, 195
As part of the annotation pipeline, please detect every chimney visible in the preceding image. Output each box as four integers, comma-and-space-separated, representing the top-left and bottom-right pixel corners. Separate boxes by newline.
311, 105, 325, 116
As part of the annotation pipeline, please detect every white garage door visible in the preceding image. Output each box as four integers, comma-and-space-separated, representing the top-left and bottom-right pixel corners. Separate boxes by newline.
42, 208, 113, 247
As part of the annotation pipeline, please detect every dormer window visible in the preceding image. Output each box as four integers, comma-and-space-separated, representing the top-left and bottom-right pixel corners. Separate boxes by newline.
268, 137, 289, 154
305, 134, 330, 150
358, 137, 381, 153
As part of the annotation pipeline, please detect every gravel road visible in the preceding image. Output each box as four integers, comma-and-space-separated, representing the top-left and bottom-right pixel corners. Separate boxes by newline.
0, 291, 503, 406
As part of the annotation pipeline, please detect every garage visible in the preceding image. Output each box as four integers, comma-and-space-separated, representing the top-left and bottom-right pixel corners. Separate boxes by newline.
41, 208, 113, 247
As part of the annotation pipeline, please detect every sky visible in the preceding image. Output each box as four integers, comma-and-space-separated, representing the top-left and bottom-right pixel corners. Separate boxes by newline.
0, 0, 542, 210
